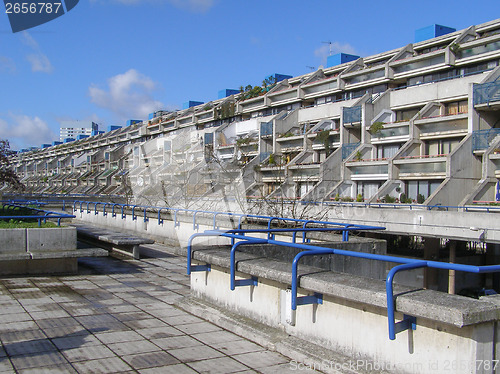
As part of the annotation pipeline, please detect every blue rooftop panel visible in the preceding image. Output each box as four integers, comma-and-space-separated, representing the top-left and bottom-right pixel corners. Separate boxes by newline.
266, 74, 292, 83
127, 120, 142, 126
326, 53, 360, 68
415, 24, 456, 43
42, 144, 51, 149
183, 101, 204, 109
52, 141, 62, 146
108, 125, 121, 132
218, 89, 240, 99
64, 138, 75, 143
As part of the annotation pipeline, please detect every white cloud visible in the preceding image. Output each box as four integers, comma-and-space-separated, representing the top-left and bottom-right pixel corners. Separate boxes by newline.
89, 69, 164, 120
0, 56, 16, 74
21, 32, 53, 73
92, 0, 215, 12
0, 114, 57, 150
314, 42, 357, 66
26, 54, 53, 73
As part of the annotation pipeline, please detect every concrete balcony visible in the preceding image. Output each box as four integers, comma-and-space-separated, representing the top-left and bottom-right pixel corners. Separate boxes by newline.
370, 122, 410, 144
395, 154, 447, 179
346, 160, 389, 181
416, 113, 468, 139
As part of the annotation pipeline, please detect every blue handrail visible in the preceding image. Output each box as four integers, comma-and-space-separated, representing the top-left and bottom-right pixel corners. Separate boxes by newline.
1, 202, 75, 227
187, 227, 500, 341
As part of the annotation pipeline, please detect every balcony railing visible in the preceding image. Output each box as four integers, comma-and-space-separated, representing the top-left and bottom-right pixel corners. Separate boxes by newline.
260, 121, 273, 137
473, 80, 500, 106
343, 106, 362, 124
341, 142, 360, 160
472, 128, 500, 152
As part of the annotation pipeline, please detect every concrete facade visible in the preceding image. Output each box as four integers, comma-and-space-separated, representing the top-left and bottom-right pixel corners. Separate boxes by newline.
5, 18, 500, 212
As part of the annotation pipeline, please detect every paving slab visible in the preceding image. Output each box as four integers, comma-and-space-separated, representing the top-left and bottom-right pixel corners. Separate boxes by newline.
0, 239, 353, 374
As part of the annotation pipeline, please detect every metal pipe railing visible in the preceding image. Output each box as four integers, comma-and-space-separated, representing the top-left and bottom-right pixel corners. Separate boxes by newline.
187, 228, 500, 341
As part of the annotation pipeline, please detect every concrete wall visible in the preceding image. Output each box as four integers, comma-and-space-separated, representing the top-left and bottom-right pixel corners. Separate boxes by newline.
191, 262, 499, 374
390, 74, 482, 108
0, 227, 77, 275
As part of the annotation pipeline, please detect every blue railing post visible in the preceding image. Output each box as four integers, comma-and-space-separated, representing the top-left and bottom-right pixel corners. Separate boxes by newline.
230, 239, 267, 290
386, 262, 427, 340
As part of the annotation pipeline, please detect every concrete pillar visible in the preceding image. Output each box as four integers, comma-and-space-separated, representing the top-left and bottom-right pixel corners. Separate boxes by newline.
424, 237, 441, 290
448, 240, 456, 294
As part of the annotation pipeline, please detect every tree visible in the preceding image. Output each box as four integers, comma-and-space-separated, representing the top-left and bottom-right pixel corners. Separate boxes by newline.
0, 140, 23, 191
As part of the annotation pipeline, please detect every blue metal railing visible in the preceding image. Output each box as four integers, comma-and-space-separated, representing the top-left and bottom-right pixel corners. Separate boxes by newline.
473, 80, 500, 106
9, 197, 500, 216
187, 228, 500, 341
0, 202, 75, 226
260, 121, 273, 137
343, 105, 362, 124
71, 200, 383, 238
472, 128, 500, 152
341, 142, 360, 160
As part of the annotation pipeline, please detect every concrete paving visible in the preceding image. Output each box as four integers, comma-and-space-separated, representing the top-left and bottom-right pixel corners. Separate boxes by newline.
0, 242, 317, 374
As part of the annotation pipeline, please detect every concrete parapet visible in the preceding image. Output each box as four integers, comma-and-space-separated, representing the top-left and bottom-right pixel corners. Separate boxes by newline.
0, 226, 104, 275
190, 246, 500, 374
27, 227, 76, 253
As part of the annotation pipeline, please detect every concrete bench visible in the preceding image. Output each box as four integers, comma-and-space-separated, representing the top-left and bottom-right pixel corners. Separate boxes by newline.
189, 244, 500, 373
72, 223, 154, 259
0, 227, 108, 275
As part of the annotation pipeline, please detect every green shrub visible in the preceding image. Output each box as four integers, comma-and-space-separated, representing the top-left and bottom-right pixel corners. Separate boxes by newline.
384, 194, 396, 203
417, 194, 426, 204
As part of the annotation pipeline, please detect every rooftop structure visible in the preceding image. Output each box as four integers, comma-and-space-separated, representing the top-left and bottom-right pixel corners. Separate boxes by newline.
59, 121, 98, 142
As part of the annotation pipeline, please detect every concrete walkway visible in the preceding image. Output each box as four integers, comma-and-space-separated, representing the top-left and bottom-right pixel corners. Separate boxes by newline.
0, 243, 309, 374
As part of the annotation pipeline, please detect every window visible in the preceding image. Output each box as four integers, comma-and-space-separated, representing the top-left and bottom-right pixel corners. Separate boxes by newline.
406, 180, 442, 200
396, 108, 421, 121
357, 182, 382, 199
425, 138, 461, 155
377, 144, 400, 159
444, 100, 468, 115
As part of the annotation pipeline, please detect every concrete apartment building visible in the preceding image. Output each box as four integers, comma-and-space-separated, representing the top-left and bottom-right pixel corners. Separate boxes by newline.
5, 18, 500, 209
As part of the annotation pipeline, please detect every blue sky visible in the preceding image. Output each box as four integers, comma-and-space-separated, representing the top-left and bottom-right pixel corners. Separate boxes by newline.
1, 0, 499, 150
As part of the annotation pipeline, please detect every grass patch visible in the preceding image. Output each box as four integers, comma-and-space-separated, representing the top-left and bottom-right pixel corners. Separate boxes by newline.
0, 205, 58, 228
0, 220, 58, 229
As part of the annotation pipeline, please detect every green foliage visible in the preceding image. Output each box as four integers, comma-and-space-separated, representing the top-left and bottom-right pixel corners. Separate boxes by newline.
334, 193, 340, 201
316, 130, 331, 155
384, 194, 396, 203
399, 193, 412, 204
268, 153, 275, 165
0, 220, 57, 229
341, 196, 354, 202
356, 194, 364, 202
236, 138, 251, 147
214, 102, 235, 120
354, 151, 362, 161
239, 76, 277, 101
0, 205, 57, 228
369, 121, 385, 135
417, 194, 426, 204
